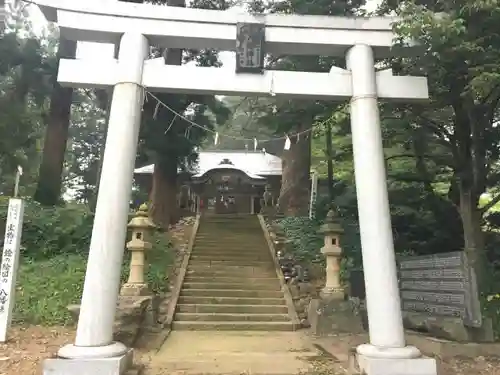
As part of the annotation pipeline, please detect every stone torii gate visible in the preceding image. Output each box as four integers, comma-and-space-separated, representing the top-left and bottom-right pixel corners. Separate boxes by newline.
35, 1, 435, 375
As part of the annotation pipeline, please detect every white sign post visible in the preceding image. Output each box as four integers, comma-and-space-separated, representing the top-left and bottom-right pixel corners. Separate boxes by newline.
0, 196, 25, 342
309, 171, 318, 219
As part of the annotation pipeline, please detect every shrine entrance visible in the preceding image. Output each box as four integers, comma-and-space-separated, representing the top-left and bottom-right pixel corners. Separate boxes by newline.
194, 168, 266, 215
34, 1, 433, 374
214, 195, 236, 214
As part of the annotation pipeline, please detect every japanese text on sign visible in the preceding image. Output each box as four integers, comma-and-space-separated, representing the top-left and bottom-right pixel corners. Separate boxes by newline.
0, 198, 25, 342
235, 23, 265, 74
397, 251, 482, 327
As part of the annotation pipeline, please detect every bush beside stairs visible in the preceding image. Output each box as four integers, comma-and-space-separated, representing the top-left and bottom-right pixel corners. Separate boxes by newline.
173, 214, 296, 331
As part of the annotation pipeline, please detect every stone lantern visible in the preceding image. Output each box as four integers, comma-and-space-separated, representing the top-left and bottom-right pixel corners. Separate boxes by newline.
308, 210, 364, 335
120, 204, 156, 296
318, 208, 344, 299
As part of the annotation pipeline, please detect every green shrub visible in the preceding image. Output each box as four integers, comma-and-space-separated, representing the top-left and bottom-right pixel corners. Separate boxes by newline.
13, 230, 172, 326
14, 254, 87, 325
275, 198, 362, 276
0, 198, 173, 325
0, 198, 93, 260
276, 216, 323, 263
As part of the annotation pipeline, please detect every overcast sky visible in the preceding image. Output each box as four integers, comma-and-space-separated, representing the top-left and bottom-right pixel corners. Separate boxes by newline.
27, 0, 382, 68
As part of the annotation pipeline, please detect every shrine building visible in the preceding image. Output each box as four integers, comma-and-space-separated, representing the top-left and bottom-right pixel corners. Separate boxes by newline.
134, 150, 282, 214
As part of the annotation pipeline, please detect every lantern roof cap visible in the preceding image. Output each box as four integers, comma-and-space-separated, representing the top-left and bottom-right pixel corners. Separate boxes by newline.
137, 203, 148, 215
128, 204, 155, 228
318, 208, 344, 234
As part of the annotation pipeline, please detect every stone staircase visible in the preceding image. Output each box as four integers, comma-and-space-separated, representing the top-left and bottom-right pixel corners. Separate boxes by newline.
173, 214, 295, 331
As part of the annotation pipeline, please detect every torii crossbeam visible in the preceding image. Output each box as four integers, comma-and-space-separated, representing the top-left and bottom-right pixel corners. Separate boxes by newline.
38, 0, 428, 101
34, 2, 436, 375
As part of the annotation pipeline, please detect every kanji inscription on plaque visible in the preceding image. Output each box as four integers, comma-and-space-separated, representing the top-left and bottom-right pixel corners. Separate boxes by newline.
398, 251, 482, 327
236, 22, 265, 74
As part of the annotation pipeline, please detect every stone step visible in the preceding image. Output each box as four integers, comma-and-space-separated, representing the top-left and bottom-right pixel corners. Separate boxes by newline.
197, 228, 262, 232
186, 268, 277, 277
197, 234, 263, 238
189, 255, 274, 267
196, 231, 262, 237
196, 240, 263, 244
197, 229, 262, 232
184, 275, 279, 284
178, 296, 286, 305
183, 282, 281, 291
197, 228, 262, 231
189, 255, 271, 261
192, 247, 270, 252
175, 313, 291, 322
189, 253, 271, 260
176, 304, 289, 314
197, 225, 261, 229
199, 223, 259, 225
197, 234, 262, 237
193, 245, 269, 251
193, 241, 267, 247
188, 264, 275, 271
191, 256, 272, 263
189, 256, 269, 262
148, 356, 311, 375
152, 331, 317, 375
196, 237, 263, 241
186, 271, 276, 279
172, 321, 294, 331
201, 216, 256, 220
191, 251, 270, 257
180, 289, 284, 298
199, 220, 260, 224
193, 247, 269, 254
188, 260, 271, 267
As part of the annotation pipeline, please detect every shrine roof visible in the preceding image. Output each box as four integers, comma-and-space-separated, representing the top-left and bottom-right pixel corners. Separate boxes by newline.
134, 150, 282, 177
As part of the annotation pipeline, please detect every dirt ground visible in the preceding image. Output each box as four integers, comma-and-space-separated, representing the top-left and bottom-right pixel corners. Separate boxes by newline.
314, 333, 500, 375
0, 326, 74, 375
1, 326, 500, 375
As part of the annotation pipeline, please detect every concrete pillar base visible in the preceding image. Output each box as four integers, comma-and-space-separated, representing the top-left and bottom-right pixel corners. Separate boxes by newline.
58, 341, 128, 359
44, 348, 133, 375
357, 343, 421, 359
354, 353, 437, 375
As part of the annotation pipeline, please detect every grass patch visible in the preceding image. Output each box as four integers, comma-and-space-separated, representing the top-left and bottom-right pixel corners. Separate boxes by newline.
14, 253, 87, 325
13, 231, 173, 326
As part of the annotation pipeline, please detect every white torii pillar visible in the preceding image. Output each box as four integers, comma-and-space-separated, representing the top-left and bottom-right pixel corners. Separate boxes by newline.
347, 44, 422, 359
56, 32, 149, 361
35, 2, 436, 375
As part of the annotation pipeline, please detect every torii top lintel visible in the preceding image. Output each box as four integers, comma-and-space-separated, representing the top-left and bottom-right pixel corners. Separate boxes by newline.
35, 0, 417, 58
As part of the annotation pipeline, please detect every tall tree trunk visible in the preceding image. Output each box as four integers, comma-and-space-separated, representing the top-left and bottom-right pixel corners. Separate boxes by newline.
150, 156, 179, 228
458, 185, 486, 288
278, 128, 312, 216
457, 183, 493, 340
34, 38, 77, 205
325, 122, 334, 203
147, 0, 185, 227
